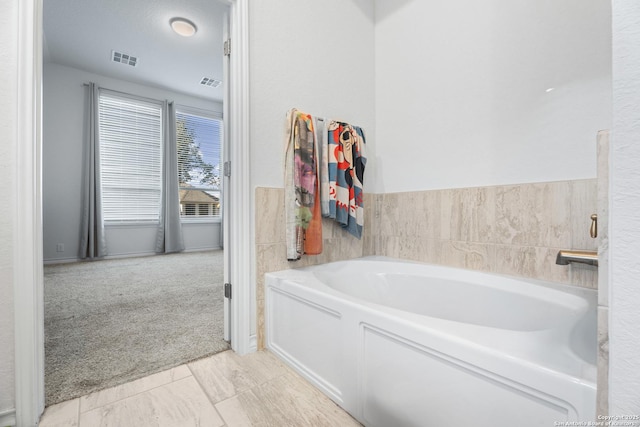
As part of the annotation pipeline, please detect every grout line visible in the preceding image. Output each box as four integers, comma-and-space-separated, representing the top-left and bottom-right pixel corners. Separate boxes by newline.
187, 362, 230, 425
77, 397, 81, 426
78, 366, 193, 414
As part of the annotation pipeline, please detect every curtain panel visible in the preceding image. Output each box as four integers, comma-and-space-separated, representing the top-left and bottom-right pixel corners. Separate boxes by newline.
155, 101, 185, 253
79, 82, 107, 259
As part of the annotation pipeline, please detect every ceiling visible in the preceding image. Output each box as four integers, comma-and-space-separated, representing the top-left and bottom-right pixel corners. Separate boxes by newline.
43, 0, 229, 102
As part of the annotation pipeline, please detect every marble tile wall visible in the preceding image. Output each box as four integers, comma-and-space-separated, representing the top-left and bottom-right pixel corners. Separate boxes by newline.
254, 188, 374, 349
372, 179, 599, 288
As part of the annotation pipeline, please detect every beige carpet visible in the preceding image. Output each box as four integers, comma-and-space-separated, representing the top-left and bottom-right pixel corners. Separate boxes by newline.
44, 250, 229, 406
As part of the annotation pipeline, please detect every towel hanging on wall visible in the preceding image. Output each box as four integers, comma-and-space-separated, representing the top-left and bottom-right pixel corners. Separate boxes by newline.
284, 109, 367, 261
327, 120, 366, 239
284, 109, 322, 260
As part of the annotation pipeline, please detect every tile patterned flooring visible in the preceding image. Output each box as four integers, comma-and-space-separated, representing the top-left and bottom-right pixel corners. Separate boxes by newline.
39, 350, 361, 427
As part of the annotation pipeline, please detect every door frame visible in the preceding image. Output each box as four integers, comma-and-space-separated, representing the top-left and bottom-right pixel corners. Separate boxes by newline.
14, 0, 251, 425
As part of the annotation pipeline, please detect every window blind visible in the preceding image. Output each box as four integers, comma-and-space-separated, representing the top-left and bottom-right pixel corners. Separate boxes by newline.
176, 110, 222, 190
176, 109, 222, 217
98, 91, 163, 222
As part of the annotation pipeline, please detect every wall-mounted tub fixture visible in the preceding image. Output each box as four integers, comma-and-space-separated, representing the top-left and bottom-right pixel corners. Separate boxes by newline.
556, 250, 598, 267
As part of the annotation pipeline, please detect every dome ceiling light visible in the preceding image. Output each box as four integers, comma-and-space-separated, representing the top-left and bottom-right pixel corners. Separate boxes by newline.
170, 17, 197, 37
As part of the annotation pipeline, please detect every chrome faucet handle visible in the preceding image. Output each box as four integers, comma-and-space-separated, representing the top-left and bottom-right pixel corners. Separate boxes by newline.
590, 214, 598, 239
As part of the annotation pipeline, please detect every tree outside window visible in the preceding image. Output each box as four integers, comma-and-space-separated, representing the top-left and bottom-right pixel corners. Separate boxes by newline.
176, 110, 222, 218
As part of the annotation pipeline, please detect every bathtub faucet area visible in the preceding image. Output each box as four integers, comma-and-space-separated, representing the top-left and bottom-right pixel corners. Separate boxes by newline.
556, 213, 599, 266
556, 249, 599, 266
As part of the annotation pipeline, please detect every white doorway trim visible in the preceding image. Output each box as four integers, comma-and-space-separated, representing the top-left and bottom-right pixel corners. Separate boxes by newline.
225, 0, 253, 355
14, 0, 45, 425
14, 0, 252, 425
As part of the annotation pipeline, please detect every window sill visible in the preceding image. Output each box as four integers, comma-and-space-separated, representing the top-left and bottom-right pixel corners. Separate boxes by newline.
180, 217, 222, 225
105, 221, 159, 228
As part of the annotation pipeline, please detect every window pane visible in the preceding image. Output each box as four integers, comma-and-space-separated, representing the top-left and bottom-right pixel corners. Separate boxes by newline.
99, 92, 162, 222
176, 109, 222, 218
179, 189, 219, 217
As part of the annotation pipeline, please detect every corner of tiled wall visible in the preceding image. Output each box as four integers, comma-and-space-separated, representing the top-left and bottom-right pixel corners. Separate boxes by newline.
596, 129, 610, 417
255, 187, 368, 349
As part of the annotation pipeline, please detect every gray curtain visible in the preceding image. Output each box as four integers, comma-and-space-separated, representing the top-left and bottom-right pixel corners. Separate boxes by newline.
79, 82, 107, 259
156, 101, 185, 253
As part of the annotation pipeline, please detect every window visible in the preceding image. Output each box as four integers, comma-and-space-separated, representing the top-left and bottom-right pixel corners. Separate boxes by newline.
98, 91, 163, 222
176, 109, 222, 218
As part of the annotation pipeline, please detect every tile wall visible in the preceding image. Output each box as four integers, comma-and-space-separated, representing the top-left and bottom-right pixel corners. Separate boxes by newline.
372, 179, 598, 288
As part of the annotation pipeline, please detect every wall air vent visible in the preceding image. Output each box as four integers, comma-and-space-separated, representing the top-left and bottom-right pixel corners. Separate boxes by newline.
200, 77, 222, 88
111, 50, 138, 67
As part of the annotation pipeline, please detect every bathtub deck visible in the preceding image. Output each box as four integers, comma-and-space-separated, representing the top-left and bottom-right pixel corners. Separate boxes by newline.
39, 350, 361, 427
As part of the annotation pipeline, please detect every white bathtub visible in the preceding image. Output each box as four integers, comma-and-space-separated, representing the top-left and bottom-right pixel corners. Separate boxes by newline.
265, 256, 597, 427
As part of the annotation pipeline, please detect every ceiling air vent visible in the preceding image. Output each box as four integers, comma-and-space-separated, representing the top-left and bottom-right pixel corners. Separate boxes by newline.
111, 50, 138, 67
200, 77, 222, 88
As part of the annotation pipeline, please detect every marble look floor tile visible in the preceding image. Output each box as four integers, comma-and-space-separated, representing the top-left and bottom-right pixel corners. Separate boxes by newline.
215, 396, 254, 427
236, 349, 290, 378
216, 373, 361, 427
79, 376, 223, 427
189, 350, 289, 404
80, 364, 192, 412
39, 398, 79, 427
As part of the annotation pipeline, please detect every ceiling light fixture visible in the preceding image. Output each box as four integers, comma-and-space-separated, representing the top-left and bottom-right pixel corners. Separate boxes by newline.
170, 17, 197, 37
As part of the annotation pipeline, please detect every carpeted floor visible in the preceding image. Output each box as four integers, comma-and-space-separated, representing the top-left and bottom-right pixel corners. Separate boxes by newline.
44, 250, 229, 406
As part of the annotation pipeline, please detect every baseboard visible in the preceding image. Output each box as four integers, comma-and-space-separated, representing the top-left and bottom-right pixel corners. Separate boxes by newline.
0, 408, 16, 427
44, 248, 222, 265
249, 334, 257, 353
183, 247, 222, 253
44, 257, 79, 265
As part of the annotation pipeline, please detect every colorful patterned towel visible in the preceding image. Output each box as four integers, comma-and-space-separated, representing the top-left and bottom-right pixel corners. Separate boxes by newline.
284, 109, 320, 260
327, 121, 366, 238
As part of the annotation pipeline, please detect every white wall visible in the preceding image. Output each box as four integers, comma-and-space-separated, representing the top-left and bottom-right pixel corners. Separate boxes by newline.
373, 0, 611, 193
0, 0, 17, 420
43, 63, 223, 262
248, 0, 376, 336
610, 0, 640, 413
249, 0, 376, 190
